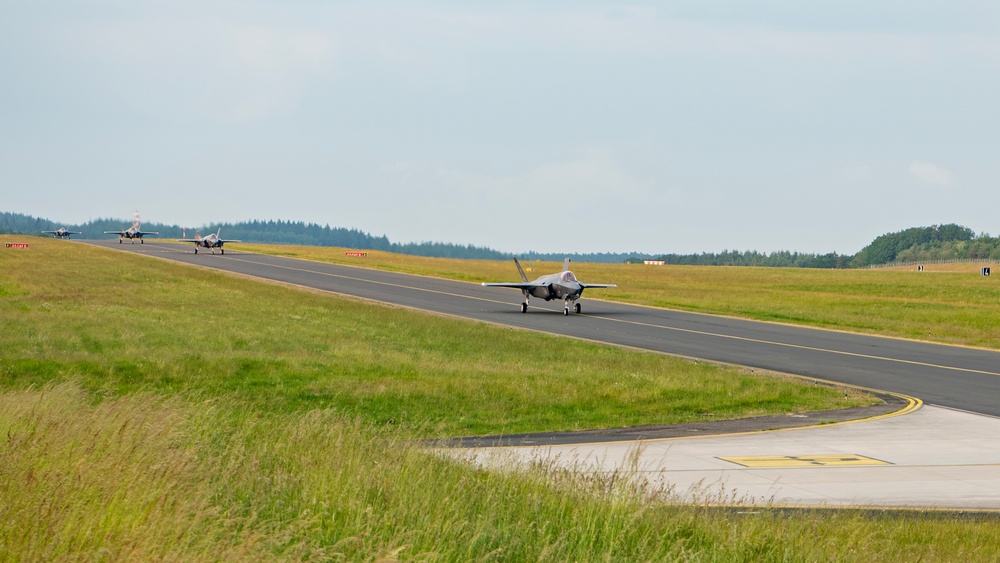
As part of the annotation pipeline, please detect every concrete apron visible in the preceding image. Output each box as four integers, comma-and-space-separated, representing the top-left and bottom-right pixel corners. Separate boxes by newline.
456, 405, 1000, 510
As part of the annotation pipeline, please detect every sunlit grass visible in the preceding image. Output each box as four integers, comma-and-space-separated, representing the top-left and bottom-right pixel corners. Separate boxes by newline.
235, 242, 1000, 349
0, 238, 870, 438
0, 384, 268, 561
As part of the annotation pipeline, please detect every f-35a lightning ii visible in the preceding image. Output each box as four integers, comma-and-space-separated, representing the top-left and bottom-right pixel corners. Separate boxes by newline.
42, 227, 83, 239
482, 257, 616, 315
104, 211, 159, 244
178, 228, 241, 254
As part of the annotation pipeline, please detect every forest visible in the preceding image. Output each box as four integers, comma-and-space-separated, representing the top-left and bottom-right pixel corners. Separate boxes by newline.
3, 211, 996, 268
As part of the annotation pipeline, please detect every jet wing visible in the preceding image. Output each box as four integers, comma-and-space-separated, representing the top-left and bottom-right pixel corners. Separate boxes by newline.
104, 230, 126, 235
481, 282, 547, 289
177, 238, 201, 243
581, 283, 617, 289
218, 239, 242, 243
138, 231, 160, 236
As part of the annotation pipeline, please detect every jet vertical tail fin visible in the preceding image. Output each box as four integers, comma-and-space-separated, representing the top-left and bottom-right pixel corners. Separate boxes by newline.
513, 257, 529, 283
562, 257, 571, 272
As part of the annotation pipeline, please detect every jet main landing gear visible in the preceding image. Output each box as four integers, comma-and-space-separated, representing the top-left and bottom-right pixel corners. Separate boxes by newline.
562, 299, 583, 315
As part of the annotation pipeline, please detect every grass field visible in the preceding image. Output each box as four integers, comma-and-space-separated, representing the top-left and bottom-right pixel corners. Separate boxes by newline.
234, 242, 1000, 349
2, 237, 998, 560
0, 239, 868, 437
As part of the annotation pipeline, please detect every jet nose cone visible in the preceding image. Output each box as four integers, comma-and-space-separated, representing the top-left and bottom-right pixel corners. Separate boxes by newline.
557, 281, 583, 296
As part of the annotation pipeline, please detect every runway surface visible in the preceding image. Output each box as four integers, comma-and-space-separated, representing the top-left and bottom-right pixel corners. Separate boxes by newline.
82, 239, 1000, 508
83, 239, 1000, 417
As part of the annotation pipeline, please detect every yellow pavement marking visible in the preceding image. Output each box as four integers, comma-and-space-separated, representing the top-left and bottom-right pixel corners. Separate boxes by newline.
721, 454, 891, 467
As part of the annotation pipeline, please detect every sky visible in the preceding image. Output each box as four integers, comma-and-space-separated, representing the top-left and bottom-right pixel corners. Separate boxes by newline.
3, 1, 1000, 255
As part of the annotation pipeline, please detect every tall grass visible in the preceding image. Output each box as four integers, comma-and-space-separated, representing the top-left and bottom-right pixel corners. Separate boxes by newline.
3, 382, 998, 561
0, 384, 267, 561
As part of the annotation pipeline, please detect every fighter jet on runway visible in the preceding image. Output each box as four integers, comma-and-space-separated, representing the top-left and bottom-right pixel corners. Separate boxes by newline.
104, 211, 159, 244
178, 228, 241, 254
482, 257, 616, 315
42, 228, 83, 239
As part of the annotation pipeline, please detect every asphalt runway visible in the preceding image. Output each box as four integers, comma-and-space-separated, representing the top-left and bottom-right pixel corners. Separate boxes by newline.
84, 239, 1000, 418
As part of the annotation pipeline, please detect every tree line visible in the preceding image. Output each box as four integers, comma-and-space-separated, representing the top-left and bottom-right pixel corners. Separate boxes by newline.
3, 211, 995, 267
0, 213, 508, 260
628, 224, 984, 268
629, 224, 986, 268
632, 250, 849, 268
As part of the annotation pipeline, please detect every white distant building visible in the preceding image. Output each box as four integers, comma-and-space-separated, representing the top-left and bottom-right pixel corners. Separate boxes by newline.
643, 260, 665, 266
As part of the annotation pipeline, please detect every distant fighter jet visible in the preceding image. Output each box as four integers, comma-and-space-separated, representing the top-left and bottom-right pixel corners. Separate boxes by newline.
178, 228, 241, 254
105, 211, 159, 244
482, 257, 617, 315
42, 228, 83, 239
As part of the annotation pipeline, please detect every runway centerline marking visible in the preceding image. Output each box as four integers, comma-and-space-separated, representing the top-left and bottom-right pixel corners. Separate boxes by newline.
588, 314, 1000, 378
181, 251, 1000, 379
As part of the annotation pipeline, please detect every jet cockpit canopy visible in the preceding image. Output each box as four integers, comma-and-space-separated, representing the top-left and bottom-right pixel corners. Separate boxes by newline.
559, 271, 578, 283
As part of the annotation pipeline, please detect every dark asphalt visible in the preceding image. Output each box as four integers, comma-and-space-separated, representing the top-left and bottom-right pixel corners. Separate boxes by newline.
444, 391, 910, 447
82, 239, 1000, 417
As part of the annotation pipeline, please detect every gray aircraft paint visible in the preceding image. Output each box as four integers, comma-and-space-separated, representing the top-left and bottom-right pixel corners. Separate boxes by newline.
42, 227, 83, 239
482, 257, 617, 315
177, 227, 241, 254
104, 211, 159, 244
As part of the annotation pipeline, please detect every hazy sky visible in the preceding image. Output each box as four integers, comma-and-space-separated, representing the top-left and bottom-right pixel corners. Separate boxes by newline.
3, 2, 999, 254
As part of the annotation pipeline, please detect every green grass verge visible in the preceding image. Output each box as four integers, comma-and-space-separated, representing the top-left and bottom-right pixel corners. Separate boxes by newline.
3, 238, 996, 560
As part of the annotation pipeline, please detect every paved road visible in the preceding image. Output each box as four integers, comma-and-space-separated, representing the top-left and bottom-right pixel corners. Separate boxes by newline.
83, 240, 1000, 416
